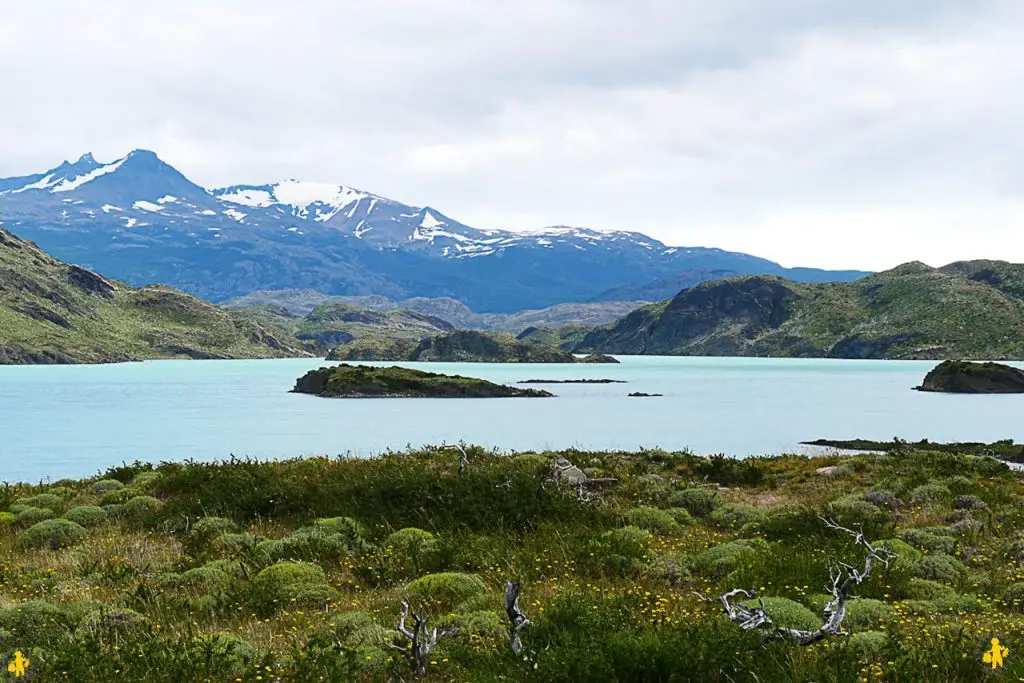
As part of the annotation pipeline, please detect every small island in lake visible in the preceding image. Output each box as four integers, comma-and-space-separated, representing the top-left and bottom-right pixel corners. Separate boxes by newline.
293, 364, 554, 398
802, 437, 1024, 462
628, 392, 663, 397
914, 359, 1024, 394
518, 378, 626, 384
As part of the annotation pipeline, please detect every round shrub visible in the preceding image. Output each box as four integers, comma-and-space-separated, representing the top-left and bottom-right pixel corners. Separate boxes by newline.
696, 540, 760, 577
827, 495, 889, 531
16, 506, 53, 527
0, 601, 73, 645
625, 506, 680, 535
862, 491, 899, 511
437, 610, 505, 642
63, 506, 108, 528
19, 518, 88, 549
647, 553, 692, 587
90, 479, 125, 495
848, 631, 888, 657
102, 504, 125, 519
252, 561, 337, 608
913, 554, 967, 585
123, 495, 162, 518
130, 471, 161, 488
896, 528, 957, 554
319, 612, 392, 649
184, 634, 258, 679
101, 487, 143, 505
7, 504, 31, 516
757, 508, 822, 540
708, 503, 764, 530
184, 517, 238, 557
587, 526, 651, 576
950, 519, 983, 538
405, 572, 487, 613
0, 512, 16, 529
266, 529, 354, 563
512, 453, 550, 471
386, 528, 440, 574
740, 597, 819, 631
254, 539, 285, 562
907, 483, 950, 505
944, 476, 974, 495
14, 493, 62, 510
905, 578, 957, 601
309, 517, 365, 545
667, 489, 719, 517
844, 598, 893, 629
664, 507, 692, 525
175, 565, 233, 589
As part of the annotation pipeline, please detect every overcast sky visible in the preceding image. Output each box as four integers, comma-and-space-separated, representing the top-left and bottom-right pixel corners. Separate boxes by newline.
2, 1, 1022, 270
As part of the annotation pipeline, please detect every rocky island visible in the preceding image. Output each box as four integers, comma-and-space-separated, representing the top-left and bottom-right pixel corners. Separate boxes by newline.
292, 364, 554, 398
914, 360, 1024, 394
328, 330, 612, 364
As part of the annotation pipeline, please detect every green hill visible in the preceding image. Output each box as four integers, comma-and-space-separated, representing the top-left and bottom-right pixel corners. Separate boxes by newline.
329, 330, 581, 362
0, 228, 308, 364
575, 261, 1024, 359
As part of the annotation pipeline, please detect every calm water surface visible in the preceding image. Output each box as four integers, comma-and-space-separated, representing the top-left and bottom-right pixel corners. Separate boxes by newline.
1, 356, 1022, 482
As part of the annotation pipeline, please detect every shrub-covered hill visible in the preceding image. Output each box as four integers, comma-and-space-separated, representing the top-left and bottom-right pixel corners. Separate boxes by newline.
0, 227, 308, 363
574, 261, 1024, 359
329, 330, 582, 362
292, 364, 554, 398
2, 445, 1024, 680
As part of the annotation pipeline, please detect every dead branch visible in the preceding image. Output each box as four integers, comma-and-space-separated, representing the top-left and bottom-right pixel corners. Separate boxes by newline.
388, 601, 459, 677
696, 517, 896, 645
504, 580, 531, 654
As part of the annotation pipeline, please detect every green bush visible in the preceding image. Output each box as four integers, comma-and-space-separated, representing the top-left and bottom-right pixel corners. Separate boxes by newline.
740, 596, 819, 631
123, 495, 162, 519
708, 504, 764, 530
100, 487, 143, 505
826, 495, 889, 531
78, 606, 146, 642
907, 483, 950, 505
905, 578, 957, 601
252, 561, 338, 609
309, 516, 365, 544
183, 633, 258, 679
405, 572, 487, 613
585, 526, 651, 576
63, 505, 108, 528
844, 598, 893, 629
101, 504, 125, 519
259, 529, 354, 564
14, 493, 62, 510
175, 564, 233, 589
666, 489, 719, 517
624, 506, 680, 535
19, 518, 87, 549
1003, 583, 1024, 611
385, 527, 440, 576
211, 532, 264, 556
695, 540, 760, 577
90, 479, 125, 495
848, 630, 888, 657
913, 554, 967, 585
0, 601, 73, 645
0, 511, 16, 529
437, 609, 506, 642
130, 471, 161, 488
317, 611, 392, 649
183, 517, 238, 557
944, 476, 974, 495
896, 528, 957, 554
16, 506, 54, 527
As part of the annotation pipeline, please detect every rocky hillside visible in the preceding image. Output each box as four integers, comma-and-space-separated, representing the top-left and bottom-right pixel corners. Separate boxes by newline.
0, 227, 308, 364
575, 261, 1024, 360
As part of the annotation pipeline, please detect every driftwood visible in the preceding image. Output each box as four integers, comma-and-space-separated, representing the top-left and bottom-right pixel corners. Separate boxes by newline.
504, 580, 531, 654
696, 518, 896, 645
388, 601, 459, 677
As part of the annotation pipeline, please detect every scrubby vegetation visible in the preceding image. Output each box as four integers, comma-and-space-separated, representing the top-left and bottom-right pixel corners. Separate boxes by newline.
0, 446, 1023, 680
292, 364, 555, 398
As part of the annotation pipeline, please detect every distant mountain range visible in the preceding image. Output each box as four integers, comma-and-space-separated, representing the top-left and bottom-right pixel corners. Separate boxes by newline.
0, 151, 869, 312
575, 260, 1024, 360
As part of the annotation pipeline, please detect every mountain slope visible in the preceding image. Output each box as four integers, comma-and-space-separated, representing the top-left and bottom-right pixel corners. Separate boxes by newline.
575, 261, 1024, 360
0, 151, 870, 312
0, 227, 308, 364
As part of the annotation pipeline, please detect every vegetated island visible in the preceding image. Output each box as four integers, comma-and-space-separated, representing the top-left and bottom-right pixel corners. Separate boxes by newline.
628, 392, 663, 397
518, 378, 627, 384
0, 443, 1016, 681
292, 364, 553, 398
0, 227, 310, 364
327, 330, 616, 363
802, 437, 1024, 462
914, 360, 1024, 394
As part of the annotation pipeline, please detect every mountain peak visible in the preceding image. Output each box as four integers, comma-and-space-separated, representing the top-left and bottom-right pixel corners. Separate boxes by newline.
77, 153, 96, 164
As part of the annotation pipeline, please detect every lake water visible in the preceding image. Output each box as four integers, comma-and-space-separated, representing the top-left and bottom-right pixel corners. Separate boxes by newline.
1, 356, 1022, 483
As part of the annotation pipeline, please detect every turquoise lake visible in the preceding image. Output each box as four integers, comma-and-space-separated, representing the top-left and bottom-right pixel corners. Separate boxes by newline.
2, 356, 1022, 483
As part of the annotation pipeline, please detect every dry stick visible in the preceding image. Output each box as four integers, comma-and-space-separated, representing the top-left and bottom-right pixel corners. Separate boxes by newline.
695, 517, 897, 645
504, 580, 531, 654
387, 601, 459, 677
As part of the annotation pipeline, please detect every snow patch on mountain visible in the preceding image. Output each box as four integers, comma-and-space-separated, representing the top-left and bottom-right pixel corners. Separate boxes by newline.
52, 157, 128, 193
133, 201, 165, 213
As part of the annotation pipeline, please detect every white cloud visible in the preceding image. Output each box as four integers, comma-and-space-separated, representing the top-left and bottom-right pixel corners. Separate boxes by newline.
1, 0, 1022, 270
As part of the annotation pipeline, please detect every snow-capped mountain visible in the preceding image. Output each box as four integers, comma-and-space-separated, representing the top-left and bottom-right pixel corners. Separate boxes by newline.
0, 151, 868, 311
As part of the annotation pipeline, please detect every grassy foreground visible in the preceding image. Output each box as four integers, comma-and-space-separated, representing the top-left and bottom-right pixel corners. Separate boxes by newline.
0, 446, 1022, 681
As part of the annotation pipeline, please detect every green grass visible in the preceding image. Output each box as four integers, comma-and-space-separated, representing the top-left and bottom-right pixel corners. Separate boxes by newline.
0, 446, 1022, 680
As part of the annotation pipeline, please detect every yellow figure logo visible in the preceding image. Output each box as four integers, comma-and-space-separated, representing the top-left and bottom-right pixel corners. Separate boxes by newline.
6, 651, 29, 677
983, 637, 1008, 669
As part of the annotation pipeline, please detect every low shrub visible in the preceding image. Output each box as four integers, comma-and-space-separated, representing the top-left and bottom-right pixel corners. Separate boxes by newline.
14, 493, 62, 510
252, 561, 338, 609
90, 479, 125, 495
708, 504, 764, 530
0, 511, 16, 529
16, 506, 53, 527
0, 601, 74, 645
624, 507, 680, 535
63, 506, 108, 528
740, 596, 819, 631
695, 540, 760, 577
907, 483, 950, 505
123, 496, 162, 519
1003, 582, 1024, 611
896, 528, 957, 554
666, 489, 719, 517
844, 598, 893, 629
405, 572, 487, 613
913, 554, 967, 585
19, 518, 87, 549
905, 578, 958, 601
183, 633, 259, 679
385, 527, 440, 576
